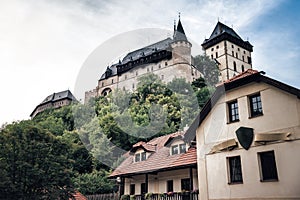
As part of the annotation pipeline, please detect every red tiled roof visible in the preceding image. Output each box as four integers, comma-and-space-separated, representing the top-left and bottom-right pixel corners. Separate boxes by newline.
217, 69, 259, 86
110, 131, 196, 177
70, 192, 87, 200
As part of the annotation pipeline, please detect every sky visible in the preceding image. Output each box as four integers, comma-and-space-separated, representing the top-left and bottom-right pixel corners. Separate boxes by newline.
1, 0, 300, 126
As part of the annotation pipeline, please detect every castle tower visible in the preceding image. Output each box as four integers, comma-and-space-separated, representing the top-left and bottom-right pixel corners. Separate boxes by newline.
171, 16, 192, 65
202, 22, 253, 81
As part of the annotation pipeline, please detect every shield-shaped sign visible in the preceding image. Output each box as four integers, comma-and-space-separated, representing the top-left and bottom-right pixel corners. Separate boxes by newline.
235, 127, 254, 150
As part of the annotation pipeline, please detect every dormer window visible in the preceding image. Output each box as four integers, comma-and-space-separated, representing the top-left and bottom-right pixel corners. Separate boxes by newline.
135, 152, 147, 162
171, 143, 186, 155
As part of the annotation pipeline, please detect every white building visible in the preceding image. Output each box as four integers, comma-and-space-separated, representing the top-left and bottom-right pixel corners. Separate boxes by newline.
184, 69, 300, 200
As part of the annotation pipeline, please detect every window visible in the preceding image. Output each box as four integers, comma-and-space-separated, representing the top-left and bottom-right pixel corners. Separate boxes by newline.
136, 71, 138, 76
161, 75, 164, 80
167, 180, 173, 192
165, 62, 168, 66
135, 153, 140, 162
216, 52, 218, 58
158, 64, 161, 69
238, 48, 240, 51
228, 156, 243, 184
247, 56, 252, 64
241, 65, 245, 72
211, 54, 213, 59
171, 143, 186, 155
211, 48, 214, 51
181, 178, 190, 191
258, 151, 278, 181
236, 52, 238, 58
141, 152, 146, 161
102, 82, 104, 87
228, 100, 239, 122
112, 79, 114, 84
135, 152, 147, 162
125, 75, 127, 80
233, 61, 237, 71
130, 184, 135, 195
243, 50, 246, 54
242, 55, 245, 62
171, 145, 179, 155
249, 93, 263, 117
232, 44, 234, 48
141, 183, 146, 194
179, 143, 186, 154
151, 66, 153, 71
232, 51, 234, 56
216, 45, 219, 49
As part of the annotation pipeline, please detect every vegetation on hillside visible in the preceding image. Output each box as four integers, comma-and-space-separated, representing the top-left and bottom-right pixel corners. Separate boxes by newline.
0, 55, 218, 198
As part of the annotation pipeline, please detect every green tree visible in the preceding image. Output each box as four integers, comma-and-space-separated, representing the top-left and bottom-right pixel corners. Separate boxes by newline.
193, 55, 219, 86
0, 120, 74, 200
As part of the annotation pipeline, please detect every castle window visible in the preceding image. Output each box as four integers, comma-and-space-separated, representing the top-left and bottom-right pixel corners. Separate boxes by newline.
241, 65, 245, 72
102, 82, 104, 87
242, 56, 245, 61
227, 156, 243, 184
238, 48, 240, 51
233, 61, 237, 71
232, 51, 234, 56
171, 143, 186, 155
232, 44, 234, 48
165, 62, 168, 66
243, 50, 246, 54
236, 52, 238, 58
181, 178, 190, 191
258, 151, 278, 181
158, 64, 161, 69
216, 45, 219, 49
211, 48, 214, 51
211, 54, 213, 59
247, 56, 252, 64
111, 79, 114, 84
228, 100, 239, 123
249, 93, 263, 117
216, 52, 218, 58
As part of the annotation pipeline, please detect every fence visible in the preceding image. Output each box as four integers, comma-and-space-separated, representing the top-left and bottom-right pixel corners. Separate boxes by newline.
86, 193, 119, 200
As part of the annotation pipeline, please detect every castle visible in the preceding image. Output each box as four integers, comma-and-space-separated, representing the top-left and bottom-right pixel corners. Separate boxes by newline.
84, 17, 253, 102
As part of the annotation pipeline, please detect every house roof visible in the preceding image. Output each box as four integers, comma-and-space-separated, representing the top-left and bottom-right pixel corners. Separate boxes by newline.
202, 21, 253, 52
30, 90, 77, 117
110, 131, 197, 178
70, 192, 87, 200
184, 69, 300, 142
173, 18, 188, 41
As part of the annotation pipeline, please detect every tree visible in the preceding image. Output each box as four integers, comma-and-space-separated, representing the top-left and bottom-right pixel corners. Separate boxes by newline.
193, 55, 219, 86
0, 120, 75, 200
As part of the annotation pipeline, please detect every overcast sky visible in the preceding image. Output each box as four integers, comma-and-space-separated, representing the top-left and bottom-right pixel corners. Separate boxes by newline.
1, 0, 300, 125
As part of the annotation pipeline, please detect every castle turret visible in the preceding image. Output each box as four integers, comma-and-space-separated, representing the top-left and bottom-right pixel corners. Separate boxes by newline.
202, 22, 253, 81
171, 15, 192, 65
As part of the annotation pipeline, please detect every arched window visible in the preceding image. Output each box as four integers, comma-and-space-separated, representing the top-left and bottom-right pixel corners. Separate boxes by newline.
233, 61, 237, 71
241, 65, 245, 72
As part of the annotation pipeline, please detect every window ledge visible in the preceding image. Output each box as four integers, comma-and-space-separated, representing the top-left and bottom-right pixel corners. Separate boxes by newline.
249, 113, 263, 119
228, 181, 243, 185
260, 179, 279, 182
227, 120, 240, 124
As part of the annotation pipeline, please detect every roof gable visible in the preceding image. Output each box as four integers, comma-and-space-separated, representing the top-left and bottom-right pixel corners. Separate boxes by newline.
209, 21, 241, 40
185, 70, 300, 142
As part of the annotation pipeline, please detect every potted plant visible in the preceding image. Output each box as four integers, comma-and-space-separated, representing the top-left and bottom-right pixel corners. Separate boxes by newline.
120, 194, 130, 200
145, 192, 153, 200
130, 195, 136, 200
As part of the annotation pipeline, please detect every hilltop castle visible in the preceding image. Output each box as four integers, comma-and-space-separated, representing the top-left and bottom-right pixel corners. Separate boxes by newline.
85, 17, 253, 102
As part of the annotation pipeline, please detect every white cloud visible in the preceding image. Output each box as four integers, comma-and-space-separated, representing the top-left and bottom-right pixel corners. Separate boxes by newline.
0, 0, 292, 125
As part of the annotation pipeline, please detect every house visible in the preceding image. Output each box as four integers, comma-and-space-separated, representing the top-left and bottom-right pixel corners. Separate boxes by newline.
109, 131, 199, 199
30, 90, 77, 118
185, 69, 300, 200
